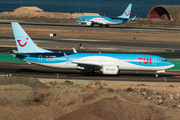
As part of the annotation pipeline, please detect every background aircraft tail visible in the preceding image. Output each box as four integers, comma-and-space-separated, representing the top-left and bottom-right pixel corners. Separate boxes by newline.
117, 3, 132, 19
11, 22, 52, 53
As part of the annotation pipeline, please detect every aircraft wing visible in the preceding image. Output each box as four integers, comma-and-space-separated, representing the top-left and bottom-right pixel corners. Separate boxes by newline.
89, 18, 107, 25
73, 62, 102, 68
64, 53, 102, 69
72, 62, 103, 71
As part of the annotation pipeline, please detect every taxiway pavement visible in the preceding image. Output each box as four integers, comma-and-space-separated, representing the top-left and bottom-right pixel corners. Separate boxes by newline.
0, 23, 180, 81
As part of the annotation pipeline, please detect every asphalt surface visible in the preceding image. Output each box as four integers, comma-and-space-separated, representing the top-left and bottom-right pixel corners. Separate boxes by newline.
0, 34, 180, 58
1, 22, 180, 82
1, 62, 180, 82
1, 21, 180, 34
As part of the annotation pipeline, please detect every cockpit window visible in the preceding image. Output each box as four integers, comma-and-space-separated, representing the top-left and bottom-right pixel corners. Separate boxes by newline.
161, 60, 168, 62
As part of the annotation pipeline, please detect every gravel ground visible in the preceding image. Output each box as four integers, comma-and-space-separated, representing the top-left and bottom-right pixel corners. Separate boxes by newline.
0, 76, 48, 89
0, 77, 180, 120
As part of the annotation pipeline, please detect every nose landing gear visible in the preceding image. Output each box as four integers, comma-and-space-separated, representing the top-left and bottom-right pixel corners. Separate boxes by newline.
155, 73, 158, 77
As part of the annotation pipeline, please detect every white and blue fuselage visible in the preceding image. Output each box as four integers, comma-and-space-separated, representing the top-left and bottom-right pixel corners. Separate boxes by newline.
76, 3, 134, 27
13, 53, 174, 74
76, 16, 129, 26
11, 22, 174, 76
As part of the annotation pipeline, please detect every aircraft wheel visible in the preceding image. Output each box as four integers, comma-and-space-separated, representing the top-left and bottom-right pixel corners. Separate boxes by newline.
155, 73, 158, 77
79, 23, 83, 26
89, 72, 94, 76
89, 70, 94, 75
90, 22, 94, 27
98, 24, 102, 27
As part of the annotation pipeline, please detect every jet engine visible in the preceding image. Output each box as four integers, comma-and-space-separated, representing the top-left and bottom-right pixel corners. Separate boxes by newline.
101, 65, 119, 75
86, 21, 94, 26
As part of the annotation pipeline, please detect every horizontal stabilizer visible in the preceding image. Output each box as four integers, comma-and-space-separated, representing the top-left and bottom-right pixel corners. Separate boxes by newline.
12, 50, 18, 53
131, 15, 137, 20
12, 53, 28, 57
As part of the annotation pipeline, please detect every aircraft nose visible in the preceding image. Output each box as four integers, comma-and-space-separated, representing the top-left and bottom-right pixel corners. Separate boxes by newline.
171, 64, 174, 67
76, 17, 81, 21
168, 62, 174, 69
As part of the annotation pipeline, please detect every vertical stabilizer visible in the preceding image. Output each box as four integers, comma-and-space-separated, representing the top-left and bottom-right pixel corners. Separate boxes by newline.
117, 3, 132, 19
11, 22, 52, 53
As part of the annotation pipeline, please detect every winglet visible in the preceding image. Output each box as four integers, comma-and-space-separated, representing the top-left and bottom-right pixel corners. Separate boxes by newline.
73, 48, 77, 53
64, 53, 72, 66
117, 3, 132, 19
131, 15, 137, 20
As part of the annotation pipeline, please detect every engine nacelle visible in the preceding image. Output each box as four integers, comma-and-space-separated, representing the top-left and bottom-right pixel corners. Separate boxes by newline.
101, 65, 119, 75
86, 21, 93, 26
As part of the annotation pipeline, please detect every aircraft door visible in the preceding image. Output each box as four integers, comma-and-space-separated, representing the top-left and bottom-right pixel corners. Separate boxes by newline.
153, 58, 157, 66
38, 55, 43, 63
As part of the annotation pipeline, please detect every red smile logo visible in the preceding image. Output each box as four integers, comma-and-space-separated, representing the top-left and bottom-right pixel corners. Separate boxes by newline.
125, 11, 130, 16
17, 37, 28, 47
82, 17, 86, 20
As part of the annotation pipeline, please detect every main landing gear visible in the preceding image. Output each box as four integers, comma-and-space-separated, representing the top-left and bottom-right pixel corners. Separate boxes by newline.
98, 24, 102, 27
98, 24, 109, 27
88, 69, 94, 75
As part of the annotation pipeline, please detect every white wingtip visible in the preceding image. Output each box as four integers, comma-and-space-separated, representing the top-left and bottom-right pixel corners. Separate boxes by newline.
73, 48, 77, 53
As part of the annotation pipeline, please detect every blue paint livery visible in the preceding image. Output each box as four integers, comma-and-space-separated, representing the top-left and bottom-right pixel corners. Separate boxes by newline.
11, 22, 174, 76
76, 4, 134, 27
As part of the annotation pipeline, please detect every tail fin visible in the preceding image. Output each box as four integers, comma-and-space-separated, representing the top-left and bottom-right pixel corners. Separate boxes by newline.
11, 22, 52, 53
117, 3, 132, 19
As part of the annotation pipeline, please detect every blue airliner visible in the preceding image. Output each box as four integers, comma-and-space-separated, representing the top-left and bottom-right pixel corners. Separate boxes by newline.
76, 3, 136, 27
11, 22, 174, 76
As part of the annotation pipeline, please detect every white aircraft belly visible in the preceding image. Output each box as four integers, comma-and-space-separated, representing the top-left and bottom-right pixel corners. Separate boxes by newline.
91, 18, 122, 25
25, 60, 77, 69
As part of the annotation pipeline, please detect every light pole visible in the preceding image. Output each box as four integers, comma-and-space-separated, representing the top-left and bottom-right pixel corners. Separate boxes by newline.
162, 77, 166, 87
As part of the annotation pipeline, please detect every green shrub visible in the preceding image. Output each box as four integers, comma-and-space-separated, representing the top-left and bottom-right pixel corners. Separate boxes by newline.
64, 80, 73, 83
14, 74, 26, 77
137, 84, 145, 86
126, 87, 134, 92
49, 81, 58, 85
60, 80, 74, 85
49, 80, 74, 85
